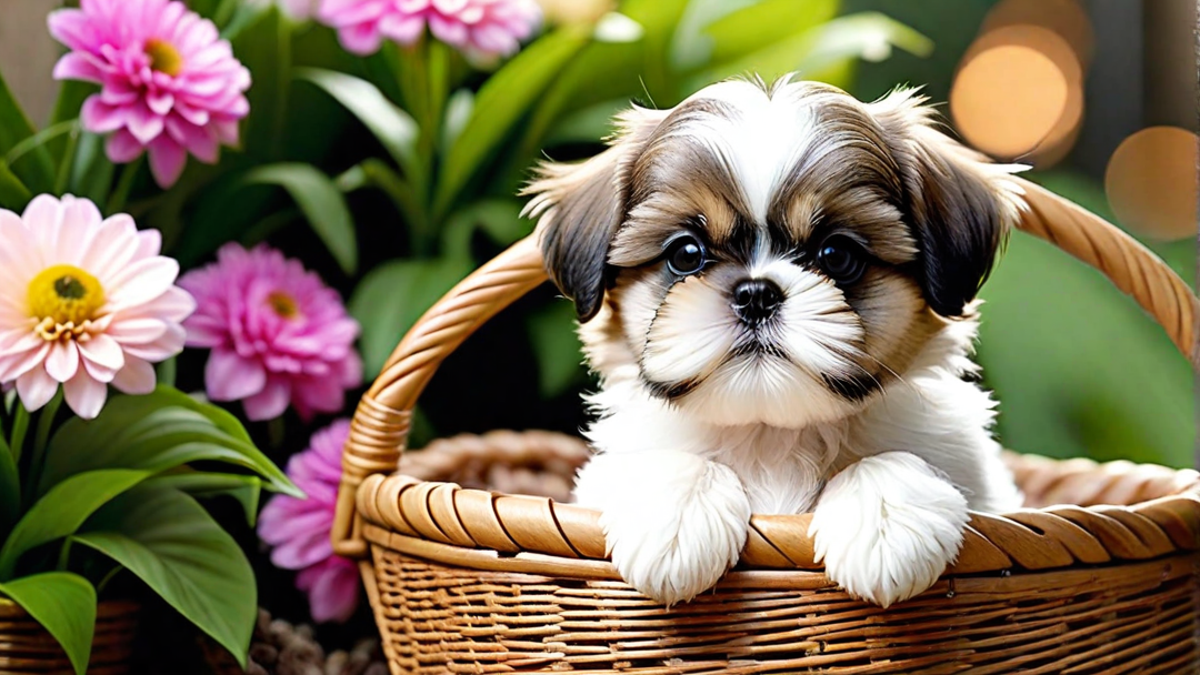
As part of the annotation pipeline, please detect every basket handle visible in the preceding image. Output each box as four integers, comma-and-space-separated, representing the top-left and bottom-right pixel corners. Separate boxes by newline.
332, 179, 1200, 557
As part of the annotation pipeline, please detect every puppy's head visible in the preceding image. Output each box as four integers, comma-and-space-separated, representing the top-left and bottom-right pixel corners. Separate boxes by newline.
524, 76, 1023, 428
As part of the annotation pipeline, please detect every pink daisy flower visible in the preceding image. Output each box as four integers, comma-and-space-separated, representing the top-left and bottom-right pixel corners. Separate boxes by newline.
318, 0, 542, 60
179, 243, 362, 422
48, 0, 252, 188
0, 195, 195, 419
258, 419, 360, 624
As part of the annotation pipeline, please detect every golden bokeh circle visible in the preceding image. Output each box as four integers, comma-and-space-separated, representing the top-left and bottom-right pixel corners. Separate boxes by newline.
1104, 126, 1199, 241
981, 0, 1094, 71
950, 45, 1070, 159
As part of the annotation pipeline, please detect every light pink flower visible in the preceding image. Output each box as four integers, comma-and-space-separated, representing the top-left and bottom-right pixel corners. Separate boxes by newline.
0, 195, 194, 419
179, 243, 362, 422
317, 0, 541, 60
258, 420, 360, 623
48, 0, 252, 188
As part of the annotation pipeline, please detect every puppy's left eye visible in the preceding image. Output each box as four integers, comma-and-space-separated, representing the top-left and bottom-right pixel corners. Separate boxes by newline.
817, 236, 867, 284
666, 235, 707, 276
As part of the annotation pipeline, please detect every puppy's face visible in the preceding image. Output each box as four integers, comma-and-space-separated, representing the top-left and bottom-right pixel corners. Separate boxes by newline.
526, 77, 1021, 428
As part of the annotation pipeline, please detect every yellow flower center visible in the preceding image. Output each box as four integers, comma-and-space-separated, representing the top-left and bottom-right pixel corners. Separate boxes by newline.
27, 265, 106, 339
145, 38, 184, 76
267, 291, 299, 319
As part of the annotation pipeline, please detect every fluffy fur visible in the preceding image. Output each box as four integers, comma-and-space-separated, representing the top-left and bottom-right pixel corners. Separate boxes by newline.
523, 75, 1026, 608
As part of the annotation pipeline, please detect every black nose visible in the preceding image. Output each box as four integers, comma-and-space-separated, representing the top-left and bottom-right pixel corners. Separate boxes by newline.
732, 278, 783, 325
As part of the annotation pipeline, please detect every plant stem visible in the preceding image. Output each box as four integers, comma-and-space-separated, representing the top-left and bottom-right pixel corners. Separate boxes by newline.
9, 403, 29, 465
56, 538, 72, 571
54, 123, 81, 195
267, 415, 286, 450
106, 156, 143, 215
22, 392, 60, 502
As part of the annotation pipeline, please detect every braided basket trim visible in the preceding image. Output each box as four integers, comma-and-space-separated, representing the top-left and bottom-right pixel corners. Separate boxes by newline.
356, 432, 1200, 576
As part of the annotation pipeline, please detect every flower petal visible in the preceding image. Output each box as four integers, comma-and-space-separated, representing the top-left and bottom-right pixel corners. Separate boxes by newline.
242, 375, 290, 421
205, 348, 266, 401
105, 129, 145, 164
106, 257, 180, 308
111, 356, 157, 394
17, 367, 59, 412
78, 333, 125, 372
147, 135, 187, 188
45, 341, 81, 383
63, 370, 108, 419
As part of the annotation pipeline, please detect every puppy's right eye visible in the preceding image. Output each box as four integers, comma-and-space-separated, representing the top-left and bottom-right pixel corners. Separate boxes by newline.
666, 235, 706, 276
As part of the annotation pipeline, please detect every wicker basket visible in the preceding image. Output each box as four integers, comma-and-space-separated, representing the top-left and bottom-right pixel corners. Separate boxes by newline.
0, 599, 138, 674
332, 176, 1200, 674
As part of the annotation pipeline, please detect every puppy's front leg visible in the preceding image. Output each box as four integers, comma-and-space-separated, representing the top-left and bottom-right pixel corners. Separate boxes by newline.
573, 450, 751, 606
809, 451, 969, 608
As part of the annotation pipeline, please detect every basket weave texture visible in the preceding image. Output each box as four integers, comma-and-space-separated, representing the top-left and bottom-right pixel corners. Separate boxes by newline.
334, 177, 1200, 674
0, 600, 137, 674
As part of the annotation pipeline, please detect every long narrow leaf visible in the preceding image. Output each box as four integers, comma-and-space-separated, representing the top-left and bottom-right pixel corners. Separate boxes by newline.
295, 68, 421, 178
433, 27, 590, 219
0, 70, 55, 192
0, 572, 96, 675
0, 431, 17, 535
242, 163, 358, 275
0, 162, 31, 210
145, 471, 262, 526
0, 469, 152, 579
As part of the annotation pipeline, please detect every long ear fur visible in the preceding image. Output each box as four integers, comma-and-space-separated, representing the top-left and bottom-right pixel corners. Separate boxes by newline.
521, 107, 665, 322
869, 88, 1026, 317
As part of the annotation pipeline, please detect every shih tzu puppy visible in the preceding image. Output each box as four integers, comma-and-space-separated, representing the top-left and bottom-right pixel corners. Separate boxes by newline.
522, 75, 1025, 608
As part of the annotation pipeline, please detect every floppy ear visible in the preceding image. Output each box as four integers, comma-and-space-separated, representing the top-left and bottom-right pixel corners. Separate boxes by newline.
521, 107, 664, 322
869, 89, 1025, 317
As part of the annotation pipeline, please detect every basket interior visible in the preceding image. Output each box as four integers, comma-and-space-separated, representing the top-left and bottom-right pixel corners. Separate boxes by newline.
398, 432, 1200, 512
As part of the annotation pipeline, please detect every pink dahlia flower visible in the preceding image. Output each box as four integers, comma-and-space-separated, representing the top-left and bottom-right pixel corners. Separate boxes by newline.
179, 243, 362, 422
258, 419, 360, 623
317, 0, 542, 60
48, 0, 252, 188
0, 195, 194, 419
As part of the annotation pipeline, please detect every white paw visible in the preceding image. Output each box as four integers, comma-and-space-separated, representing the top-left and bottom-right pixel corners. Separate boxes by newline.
809, 452, 969, 608
578, 454, 751, 606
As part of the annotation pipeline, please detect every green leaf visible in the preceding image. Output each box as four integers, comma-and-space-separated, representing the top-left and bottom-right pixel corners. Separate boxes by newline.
349, 257, 473, 377
296, 68, 421, 178
233, 6, 291, 159
528, 299, 586, 398
0, 431, 17, 535
702, 0, 839, 67
38, 387, 297, 498
0, 70, 54, 193
66, 131, 116, 205
145, 471, 262, 527
434, 27, 591, 219
0, 572, 96, 675
699, 11, 932, 86
0, 469, 152, 579
0, 161, 31, 210
75, 486, 256, 668
242, 163, 358, 275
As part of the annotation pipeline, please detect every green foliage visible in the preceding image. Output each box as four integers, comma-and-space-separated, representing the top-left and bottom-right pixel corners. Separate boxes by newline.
243, 163, 358, 275
350, 257, 473, 377
0, 572, 96, 675
74, 485, 257, 666
978, 170, 1194, 468
0, 388, 292, 669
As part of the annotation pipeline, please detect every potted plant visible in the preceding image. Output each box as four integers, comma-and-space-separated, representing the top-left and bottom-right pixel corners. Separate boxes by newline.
0, 195, 297, 674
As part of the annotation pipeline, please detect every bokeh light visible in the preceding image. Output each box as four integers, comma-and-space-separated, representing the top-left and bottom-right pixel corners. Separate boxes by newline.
1104, 126, 1199, 241
950, 0, 1092, 166
980, 0, 1095, 70
950, 45, 1069, 159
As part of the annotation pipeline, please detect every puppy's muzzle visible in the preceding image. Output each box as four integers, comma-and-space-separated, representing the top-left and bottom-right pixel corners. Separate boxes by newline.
732, 278, 783, 326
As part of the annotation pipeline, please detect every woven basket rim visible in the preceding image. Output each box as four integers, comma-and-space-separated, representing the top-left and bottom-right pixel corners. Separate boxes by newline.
355, 431, 1200, 578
